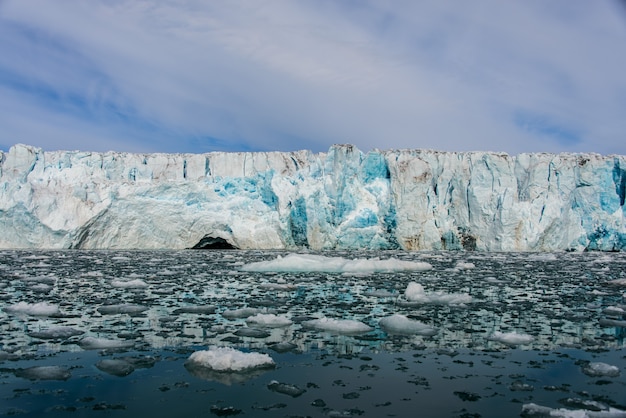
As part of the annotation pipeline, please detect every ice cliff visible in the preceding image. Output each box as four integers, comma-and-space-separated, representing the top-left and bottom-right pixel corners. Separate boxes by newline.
0, 143, 624, 251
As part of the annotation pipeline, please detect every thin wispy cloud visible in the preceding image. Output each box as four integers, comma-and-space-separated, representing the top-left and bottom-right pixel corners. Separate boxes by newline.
0, 0, 624, 155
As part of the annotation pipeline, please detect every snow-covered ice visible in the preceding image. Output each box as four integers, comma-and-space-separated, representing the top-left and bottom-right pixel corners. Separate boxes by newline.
581, 362, 621, 377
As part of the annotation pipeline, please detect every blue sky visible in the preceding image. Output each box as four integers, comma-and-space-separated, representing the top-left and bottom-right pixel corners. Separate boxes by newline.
1, 0, 625, 155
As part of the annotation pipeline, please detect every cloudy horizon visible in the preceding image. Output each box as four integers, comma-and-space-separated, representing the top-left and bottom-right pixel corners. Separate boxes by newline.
1, 1, 625, 156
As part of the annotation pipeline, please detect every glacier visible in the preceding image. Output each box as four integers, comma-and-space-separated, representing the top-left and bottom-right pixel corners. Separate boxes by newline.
0, 143, 624, 251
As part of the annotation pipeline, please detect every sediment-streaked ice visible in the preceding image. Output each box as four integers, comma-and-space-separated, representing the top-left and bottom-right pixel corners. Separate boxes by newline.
241, 253, 432, 273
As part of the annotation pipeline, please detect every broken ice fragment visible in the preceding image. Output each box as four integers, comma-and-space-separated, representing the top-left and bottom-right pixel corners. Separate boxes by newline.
379, 314, 437, 336
581, 362, 621, 377
487, 331, 534, 347
303, 317, 373, 335
5, 301, 60, 316
14, 366, 71, 381
267, 380, 306, 397
28, 326, 84, 340
96, 359, 135, 377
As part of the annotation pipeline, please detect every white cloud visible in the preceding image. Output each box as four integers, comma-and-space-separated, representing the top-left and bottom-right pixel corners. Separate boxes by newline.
0, 0, 625, 155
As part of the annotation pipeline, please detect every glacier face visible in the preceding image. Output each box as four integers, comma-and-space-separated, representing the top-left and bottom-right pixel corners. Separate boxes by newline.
0, 143, 624, 251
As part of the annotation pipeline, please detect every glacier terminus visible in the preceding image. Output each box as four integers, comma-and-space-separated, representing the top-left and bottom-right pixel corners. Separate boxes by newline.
0, 143, 624, 251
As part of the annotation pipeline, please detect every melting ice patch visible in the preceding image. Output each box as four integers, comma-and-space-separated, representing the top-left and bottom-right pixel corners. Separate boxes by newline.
4, 301, 60, 316
303, 317, 373, 334
241, 253, 432, 273
379, 314, 438, 336
487, 331, 535, 347
185, 347, 275, 372
403, 282, 472, 305
581, 362, 621, 377
521, 403, 626, 417
246, 313, 293, 328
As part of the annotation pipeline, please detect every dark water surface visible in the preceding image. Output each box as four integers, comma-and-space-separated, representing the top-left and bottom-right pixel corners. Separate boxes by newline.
0, 250, 625, 417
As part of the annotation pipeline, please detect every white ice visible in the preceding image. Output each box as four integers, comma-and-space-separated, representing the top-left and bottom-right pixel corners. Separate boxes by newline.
79, 336, 135, 350
246, 313, 293, 328
487, 331, 535, 346
404, 282, 472, 305
5, 301, 60, 316
303, 317, 373, 334
186, 346, 275, 372
379, 314, 437, 336
582, 362, 621, 377
522, 403, 626, 417
111, 279, 148, 288
242, 253, 433, 273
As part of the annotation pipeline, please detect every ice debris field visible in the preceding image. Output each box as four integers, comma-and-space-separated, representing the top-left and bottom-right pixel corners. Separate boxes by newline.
0, 249, 626, 417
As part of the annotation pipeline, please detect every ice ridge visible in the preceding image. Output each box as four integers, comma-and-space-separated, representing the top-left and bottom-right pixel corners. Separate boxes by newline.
0, 143, 624, 251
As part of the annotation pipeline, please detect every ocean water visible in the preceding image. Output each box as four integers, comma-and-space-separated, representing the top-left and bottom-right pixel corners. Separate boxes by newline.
0, 249, 625, 417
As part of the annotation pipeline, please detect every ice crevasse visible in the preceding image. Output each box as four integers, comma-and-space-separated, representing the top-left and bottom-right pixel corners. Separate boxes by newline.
0, 143, 624, 251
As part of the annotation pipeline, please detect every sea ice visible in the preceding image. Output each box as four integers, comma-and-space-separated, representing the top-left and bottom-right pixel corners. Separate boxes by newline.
97, 304, 149, 315
581, 362, 621, 377
222, 307, 261, 319
79, 337, 135, 350
378, 314, 438, 336
14, 366, 71, 381
96, 359, 135, 377
245, 313, 293, 328
302, 317, 373, 334
185, 346, 275, 372
5, 301, 60, 316
521, 402, 626, 417
487, 331, 535, 346
404, 282, 472, 305
28, 326, 84, 339
241, 253, 432, 273
111, 279, 148, 288
267, 380, 306, 397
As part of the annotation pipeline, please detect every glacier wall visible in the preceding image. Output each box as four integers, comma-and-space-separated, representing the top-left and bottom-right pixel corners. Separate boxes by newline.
0, 143, 624, 251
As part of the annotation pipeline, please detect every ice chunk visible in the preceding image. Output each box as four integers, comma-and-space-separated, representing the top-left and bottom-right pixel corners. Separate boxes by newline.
267, 380, 306, 397
5, 301, 60, 316
303, 317, 373, 334
455, 262, 475, 270
379, 314, 438, 336
28, 326, 84, 339
14, 366, 71, 381
521, 402, 626, 417
487, 331, 534, 346
222, 307, 261, 319
173, 305, 217, 314
246, 313, 293, 328
608, 278, 626, 286
581, 362, 621, 377
97, 304, 149, 315
404, 282, 472, 305
185, 347, 275, 372
96, 359, 135, 377
242, 253, 432, 273
79, 337, 135, 350
111, 279, 148, 288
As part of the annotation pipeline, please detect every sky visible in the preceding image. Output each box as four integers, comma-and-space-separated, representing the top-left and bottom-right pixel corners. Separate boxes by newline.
1, 0, 625, 156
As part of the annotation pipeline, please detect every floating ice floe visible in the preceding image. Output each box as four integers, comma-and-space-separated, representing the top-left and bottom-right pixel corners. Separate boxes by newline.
267, 380, 306, 397
241, 253, 432, 273
487, 331, 534, 346
96, 359, 135, 377
13, 366, 71, 381
246, 313, 293, 328
185, 347, 275, 372
111, 279, 148, 288
521, 402, 626, 417
97, 304, 149, 315
403, 282, 472, 305
222, 307, 261, 319
455, 262, 475, 270
79, 337, 135, 350
608, 279, 626, 286
581, 362, 621, 377
28, 326, 84, 340
379, 314, 438, 336
5, 301, 60, 316
303, 317, 373, 334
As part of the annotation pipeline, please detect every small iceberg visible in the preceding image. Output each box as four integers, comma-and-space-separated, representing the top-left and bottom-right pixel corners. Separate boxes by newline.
379, 314, 438, 336
185, 347, 275, 385
404, 282, 472, 305
487, 331, 534, 347
5, 301, 60, 316
302, 317, 373, 335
